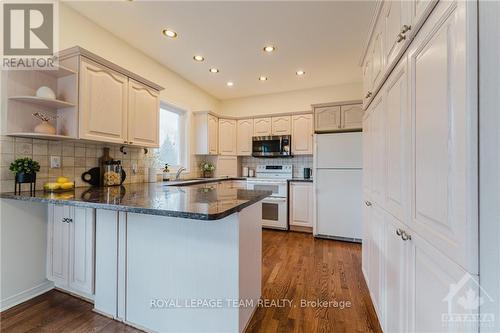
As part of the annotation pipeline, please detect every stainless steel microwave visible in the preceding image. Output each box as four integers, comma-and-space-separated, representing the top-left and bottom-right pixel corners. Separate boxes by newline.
252, 135, 292, 158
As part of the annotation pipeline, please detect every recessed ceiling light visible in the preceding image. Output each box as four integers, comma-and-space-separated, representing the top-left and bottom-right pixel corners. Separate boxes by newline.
193, 55, 205, 62
263, 45, 276, 53
226, 81, 234, 87
162, 29, 177, 38
259, 76, 268, 81
296, 70, 306, 76
209, 68, 219, 73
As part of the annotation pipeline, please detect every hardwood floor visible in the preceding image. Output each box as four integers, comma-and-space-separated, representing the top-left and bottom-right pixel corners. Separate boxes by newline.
0, 230, 381, 333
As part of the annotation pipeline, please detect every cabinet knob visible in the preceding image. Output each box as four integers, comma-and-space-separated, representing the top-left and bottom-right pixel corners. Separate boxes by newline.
396, 228, 402, 236
62, 217, 73, 223
364, 200, 372, 207
365, 91, 372, 99
397, 33, 406, 43
401, 24, 411, 34
401, 230, 412, 241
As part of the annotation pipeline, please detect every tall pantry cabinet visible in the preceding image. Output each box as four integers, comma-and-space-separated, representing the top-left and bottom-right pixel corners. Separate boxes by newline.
361, 1, 479, 332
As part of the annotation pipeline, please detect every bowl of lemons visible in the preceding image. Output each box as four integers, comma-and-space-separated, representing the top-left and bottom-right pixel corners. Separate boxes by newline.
43, 177, 75, 193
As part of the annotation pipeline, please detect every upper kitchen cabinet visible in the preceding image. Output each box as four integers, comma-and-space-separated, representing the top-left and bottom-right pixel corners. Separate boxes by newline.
79, 58, 129, 144
341, 104, 363, 130
383, 0, 411, 67
411, 0, 438, 28
313, 105, 341, 132
194, 112, 218, 155
271, 116, 291, 135
236, 119, 253, 156
253, 117, 272, 136
291, 114, 313, 155
371, 19, 385, 92
218, 119, 237, 155
127, 79, 160, 147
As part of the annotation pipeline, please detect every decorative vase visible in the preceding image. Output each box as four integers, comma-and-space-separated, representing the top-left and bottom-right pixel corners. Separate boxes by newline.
203, 170, 214, 178
34, 120, 56, 134
35, 86, 56, 99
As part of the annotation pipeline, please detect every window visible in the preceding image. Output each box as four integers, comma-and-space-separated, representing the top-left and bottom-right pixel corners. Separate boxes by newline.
158, 103, 188, 171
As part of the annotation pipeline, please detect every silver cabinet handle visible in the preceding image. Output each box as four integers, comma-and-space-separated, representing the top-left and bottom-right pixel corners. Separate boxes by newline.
397, 33, 406, 43
396, 228, 402, 236
401, 24, 411, 34
62, 218, 73, 223
401, 230, 412, 241
365, 91, 372, 99
364, 201, 372, 207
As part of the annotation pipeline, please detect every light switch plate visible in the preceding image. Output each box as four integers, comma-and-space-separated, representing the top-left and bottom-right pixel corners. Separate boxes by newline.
50, 156, 61, 168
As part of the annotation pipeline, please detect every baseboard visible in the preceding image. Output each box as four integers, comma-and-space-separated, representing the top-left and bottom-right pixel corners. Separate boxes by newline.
289, 225, 313, 233
0, 280, 54, 312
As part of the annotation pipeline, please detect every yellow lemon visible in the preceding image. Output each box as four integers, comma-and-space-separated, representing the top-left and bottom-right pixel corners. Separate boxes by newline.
44, 182, 61, 190
60, 182, 75, 190
57, 176, 70, 184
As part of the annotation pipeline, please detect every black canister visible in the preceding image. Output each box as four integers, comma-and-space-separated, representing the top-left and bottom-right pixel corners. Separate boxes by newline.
303, 168, 312, 179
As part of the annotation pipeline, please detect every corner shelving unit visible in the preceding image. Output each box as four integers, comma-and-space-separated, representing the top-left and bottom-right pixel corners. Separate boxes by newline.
3, 59, 79, 140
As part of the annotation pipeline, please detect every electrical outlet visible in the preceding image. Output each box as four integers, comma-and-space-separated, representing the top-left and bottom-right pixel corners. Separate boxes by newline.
50, 156, 61, 168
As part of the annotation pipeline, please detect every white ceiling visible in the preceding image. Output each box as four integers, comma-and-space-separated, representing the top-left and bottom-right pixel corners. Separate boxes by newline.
66, 1, 375, 100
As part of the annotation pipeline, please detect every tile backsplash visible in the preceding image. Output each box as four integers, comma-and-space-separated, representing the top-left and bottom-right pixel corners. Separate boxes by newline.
240, 155, 313, 178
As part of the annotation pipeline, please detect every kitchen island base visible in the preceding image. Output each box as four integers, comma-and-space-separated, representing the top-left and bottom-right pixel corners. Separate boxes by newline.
95, 203, 262, 333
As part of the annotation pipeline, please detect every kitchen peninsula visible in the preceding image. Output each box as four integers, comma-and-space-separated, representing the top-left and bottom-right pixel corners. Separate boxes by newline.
0, 181, 270, 333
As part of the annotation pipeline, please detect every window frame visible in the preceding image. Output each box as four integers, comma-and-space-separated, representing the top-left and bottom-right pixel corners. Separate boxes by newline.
158, 101, 189, 174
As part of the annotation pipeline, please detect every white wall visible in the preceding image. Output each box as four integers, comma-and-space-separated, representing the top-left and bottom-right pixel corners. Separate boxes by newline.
0, 200, 53, 311
218, 82, 362, 117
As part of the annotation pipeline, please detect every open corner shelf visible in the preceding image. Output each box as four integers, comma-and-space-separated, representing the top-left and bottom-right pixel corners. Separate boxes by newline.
8, 96, 75, 109
34, 65, 76, 78
7, 132, 76, 141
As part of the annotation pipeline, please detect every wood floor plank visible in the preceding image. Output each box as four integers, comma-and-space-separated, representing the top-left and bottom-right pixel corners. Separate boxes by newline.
0, 230, 381, 333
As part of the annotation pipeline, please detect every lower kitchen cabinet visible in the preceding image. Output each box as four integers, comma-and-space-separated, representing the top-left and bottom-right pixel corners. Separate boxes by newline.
289, 182, 313, 228
47, 204, 95, 299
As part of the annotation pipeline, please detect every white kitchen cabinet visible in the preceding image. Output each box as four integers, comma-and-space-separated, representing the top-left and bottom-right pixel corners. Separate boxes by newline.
218, 119, 237, 155
314, 105, 341, 132
384, 59, 409, 223
253, 117, 272, 136
291, 114, 313, 155
411, 0, 438, 29
127, 79, 160, 147
340, 104, 363, 130
47, 204, 95, 299
271, 116, 291, 135
194, 112, 218, 155
214, 156, 238, 177
362, 111, 373, 195
289, 182, 313, 228
367, 204, 386, 324
79, 58, 128, 144
236, 119, 253, 156
371, 19, 385, 91
369, 95, 385, 206
383, 0, 411, 68
408, 0, 477, 273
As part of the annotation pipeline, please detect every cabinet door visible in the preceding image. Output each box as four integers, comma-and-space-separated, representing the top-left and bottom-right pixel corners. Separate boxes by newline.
363, 55, 374, 106
253, 117, 272, 136
371, 20, 385, 90
361, 199, 371, 284
384, 0, 411, 67
341, 104, 363, 129
47, 204, 70, 286
411, 0, 438, 29
370, 96, 386, 205
69, 207, 95, 296
127, 79, 159, 147
208, 114, 218, 155
289, 182, 313, 227
79, 58, 128, 144
215, 156, 237, 177
408, 0, 477, 273
236, 119, 253, 156
369, 205, 386, 324
362, 110, 373, 194
218, 119, 237, 155
291, 114, 313, 155
314, 106, 341, 132
384, 60, 409, 223
271, 116, 291, 135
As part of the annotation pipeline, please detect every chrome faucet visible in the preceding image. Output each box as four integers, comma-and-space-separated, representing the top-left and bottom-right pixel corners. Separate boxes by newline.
175, 167, 187, 180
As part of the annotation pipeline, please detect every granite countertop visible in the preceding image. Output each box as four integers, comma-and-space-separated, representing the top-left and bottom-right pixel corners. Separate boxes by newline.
0, 181, 271, 221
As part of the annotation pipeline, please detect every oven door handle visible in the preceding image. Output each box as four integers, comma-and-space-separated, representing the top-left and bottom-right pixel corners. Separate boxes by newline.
262, 196, 287, 203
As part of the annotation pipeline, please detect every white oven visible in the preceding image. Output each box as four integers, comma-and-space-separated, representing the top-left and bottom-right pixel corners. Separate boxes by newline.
260, 196, 288, 230
246, 179, 288, 197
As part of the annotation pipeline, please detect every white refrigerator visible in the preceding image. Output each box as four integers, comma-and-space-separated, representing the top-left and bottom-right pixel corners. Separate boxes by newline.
314, 132, 362, 242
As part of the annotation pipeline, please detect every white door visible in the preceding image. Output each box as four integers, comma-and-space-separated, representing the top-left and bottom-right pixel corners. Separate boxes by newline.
127, 79, 159, 147
291, 114, 313, 155
384, 59, 409, 223
271, 116, 291, 135
253, 118, 272, 136
79, 58, 128, 144
47, 204, 70, 286
408, 0, 477, 273
218, 119, 237, 155
314, 106, 341, 132
315, 169, 362, 240
69, 207, 95, 296
289, 182, 313, 227
236, 119, 253, 156
208, 114, 218, 155
315, 132, 362, 169
341, 104, 364, 130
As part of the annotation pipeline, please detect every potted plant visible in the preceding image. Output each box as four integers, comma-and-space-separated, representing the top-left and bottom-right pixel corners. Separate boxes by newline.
9, 157, 40, 183
200, 161, 215, 178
